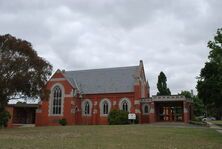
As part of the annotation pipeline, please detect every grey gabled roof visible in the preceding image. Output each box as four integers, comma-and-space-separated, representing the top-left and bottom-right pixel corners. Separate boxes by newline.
63, 66, 139, 94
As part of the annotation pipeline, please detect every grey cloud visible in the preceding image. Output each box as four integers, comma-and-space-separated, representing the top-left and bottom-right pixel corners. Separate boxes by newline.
0, 0, 221, 95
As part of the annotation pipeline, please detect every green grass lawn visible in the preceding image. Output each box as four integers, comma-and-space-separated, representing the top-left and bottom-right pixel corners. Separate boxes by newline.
0, 125, 222, 149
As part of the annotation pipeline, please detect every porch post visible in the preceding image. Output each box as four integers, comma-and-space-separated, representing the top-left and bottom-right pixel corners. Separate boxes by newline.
183, 101, 189, 123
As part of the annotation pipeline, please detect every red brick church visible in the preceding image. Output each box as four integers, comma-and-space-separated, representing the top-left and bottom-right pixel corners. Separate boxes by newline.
34, 60, 192, 126
6, 60, 192, 127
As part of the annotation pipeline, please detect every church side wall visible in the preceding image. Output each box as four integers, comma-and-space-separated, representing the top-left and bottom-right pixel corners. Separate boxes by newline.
36, 71, 143, 126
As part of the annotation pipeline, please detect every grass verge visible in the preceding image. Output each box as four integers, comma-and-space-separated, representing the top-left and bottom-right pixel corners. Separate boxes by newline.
0, 124, 222, 149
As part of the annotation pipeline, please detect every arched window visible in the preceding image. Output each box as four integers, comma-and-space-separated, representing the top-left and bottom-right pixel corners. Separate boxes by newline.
84, 101, 90, 115
52, 86, 62, 114
103, 101, 109, 114
142, 104, 149, 115
81, 99, 92, 116
144, 105, 149, 113
119, 98, 131, 112
100, 98, 111, 116
122, 101, 128, 112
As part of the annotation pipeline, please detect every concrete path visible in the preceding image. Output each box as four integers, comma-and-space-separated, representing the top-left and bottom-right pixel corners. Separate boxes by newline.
12, 124, 35, 128
207, 121, 222, 134
148, 122, 206, 128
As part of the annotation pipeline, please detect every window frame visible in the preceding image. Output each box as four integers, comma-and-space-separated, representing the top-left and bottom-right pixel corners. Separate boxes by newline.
84, 101, 90, 115
118, 98, 131, 112
52, 86, 62, 115
142, 104, 150, 115
100, 98, 111, 117
122, 101, 128, 112
81, 99, 93, 116
103, 101, 109, 115
49, 83, 64, 116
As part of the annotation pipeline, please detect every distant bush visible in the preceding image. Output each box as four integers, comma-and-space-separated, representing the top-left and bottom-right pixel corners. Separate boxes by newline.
108, 110, 129, 125
0, 110, 11, 128
58, 118, 67, 126
192, 116, 202, 122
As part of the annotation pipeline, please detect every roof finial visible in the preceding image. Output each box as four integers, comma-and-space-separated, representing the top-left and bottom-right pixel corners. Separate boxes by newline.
139, 60, 143, 66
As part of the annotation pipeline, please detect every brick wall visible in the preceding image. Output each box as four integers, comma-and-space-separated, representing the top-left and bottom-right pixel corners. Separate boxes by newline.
35, 71, 147, 126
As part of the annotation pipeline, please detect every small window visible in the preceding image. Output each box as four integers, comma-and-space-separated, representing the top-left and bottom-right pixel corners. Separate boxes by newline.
84, 101, 90, 115
75, 106, 78, 112
144, 105, 149, 114
103, 101, 109, 114
122, 101, 128, 112
119, 98, 131, 112
100, 99, 111, 116
82, 99, 93, 116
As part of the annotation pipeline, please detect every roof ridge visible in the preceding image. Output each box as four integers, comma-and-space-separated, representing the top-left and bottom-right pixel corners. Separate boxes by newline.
65, 65, 139, 73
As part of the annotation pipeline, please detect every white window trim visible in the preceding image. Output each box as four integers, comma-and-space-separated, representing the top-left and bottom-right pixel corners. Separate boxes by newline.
48, 83, 65, 116
100, 98, 111, 117
81, 99, 93, 116
142, 104, 150, 115
118, 98, 131, 112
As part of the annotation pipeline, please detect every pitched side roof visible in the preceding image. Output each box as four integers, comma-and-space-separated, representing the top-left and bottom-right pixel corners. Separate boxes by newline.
63, 66, 139, 94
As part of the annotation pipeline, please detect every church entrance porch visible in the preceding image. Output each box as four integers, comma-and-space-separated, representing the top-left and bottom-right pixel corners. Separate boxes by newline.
155, 101, 184, 122
150, 95, 193, 123
6, 103, 38, 127
12, 107, 36, 124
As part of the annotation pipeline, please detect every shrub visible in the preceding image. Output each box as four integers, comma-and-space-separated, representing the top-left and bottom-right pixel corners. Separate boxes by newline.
58, 118, 67, 126
108, 110, 129, 125
193, 116, 204, 122
0, 110, 11, 128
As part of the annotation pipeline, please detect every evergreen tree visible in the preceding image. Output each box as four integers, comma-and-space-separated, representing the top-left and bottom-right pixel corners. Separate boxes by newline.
197, 28, 222, 119
157, 71, 171, 95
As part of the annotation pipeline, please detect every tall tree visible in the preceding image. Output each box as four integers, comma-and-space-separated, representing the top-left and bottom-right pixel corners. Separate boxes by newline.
0, 34, 52, 127
157, 71, 171, 95
197, 28, 222, 119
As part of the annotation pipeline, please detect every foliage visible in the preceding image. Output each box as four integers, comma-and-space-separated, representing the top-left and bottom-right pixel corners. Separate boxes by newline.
0, 34, 52, 127
197, 28, 222, 119
193, 116, 204, 122
157, 71, 171, 95
179, 90, 192, 98
193, 96, 205, 117
0, 109, 11, 128
108, 110, 129, 125
58, 118, 67, 126
179, 91, 204, 117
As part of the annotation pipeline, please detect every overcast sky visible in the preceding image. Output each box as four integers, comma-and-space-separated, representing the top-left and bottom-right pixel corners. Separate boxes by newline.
0, 0, 221, 95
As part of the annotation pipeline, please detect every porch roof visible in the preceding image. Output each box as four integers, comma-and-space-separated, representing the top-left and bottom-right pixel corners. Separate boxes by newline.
140, 95, 192, 103
7, 102, 38, 108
